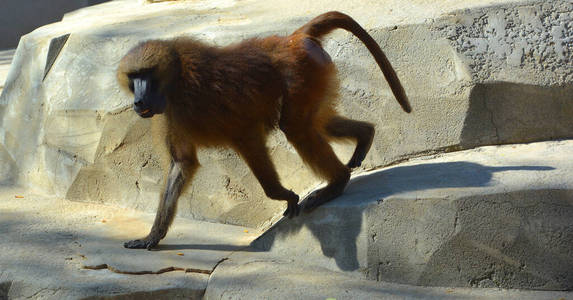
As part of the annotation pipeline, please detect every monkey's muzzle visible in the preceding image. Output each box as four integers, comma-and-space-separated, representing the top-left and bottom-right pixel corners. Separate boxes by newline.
131, 75, 166, 118
134, 106, 154, 118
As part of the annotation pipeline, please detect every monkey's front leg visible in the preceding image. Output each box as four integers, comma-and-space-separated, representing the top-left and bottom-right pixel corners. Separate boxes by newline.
124, 158, 197, 250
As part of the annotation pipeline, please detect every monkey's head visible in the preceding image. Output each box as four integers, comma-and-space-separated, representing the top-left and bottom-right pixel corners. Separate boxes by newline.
117, 41, 180, 118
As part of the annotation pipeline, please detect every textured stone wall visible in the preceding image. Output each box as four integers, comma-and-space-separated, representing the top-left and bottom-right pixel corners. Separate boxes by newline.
0, 0, 571, 228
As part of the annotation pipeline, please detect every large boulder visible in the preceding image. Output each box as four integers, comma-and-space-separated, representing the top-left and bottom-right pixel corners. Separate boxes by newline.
253, 140, 573, 290
0, 0, 571, 228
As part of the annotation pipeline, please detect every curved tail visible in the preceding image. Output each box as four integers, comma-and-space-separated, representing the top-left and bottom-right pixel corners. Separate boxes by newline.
294, 11, 411, 113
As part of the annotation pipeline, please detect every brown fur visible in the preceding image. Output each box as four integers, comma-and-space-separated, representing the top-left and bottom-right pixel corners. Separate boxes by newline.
118, 11, 410, 249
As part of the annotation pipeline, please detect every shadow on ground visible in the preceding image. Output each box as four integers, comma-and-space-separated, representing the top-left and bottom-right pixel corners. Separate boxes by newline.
252, 161, 556, 272
0, 213, 205, 298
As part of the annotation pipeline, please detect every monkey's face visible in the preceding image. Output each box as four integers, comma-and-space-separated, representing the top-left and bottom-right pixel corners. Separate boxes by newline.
128, 72, 167, 118
117, 40, 179, 118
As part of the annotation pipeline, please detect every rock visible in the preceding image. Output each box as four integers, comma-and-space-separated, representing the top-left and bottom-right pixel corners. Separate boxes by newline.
1, 187, 571, 298
0, 143, 16, 185
0, 189, 257, 299
0, 0, 571, 228
0, 49, 14, 93
252, 140, 573, 290
205, 250, 573, 300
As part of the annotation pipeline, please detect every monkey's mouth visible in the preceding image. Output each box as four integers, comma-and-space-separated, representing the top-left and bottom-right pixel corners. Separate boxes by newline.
135, 108, 154, 118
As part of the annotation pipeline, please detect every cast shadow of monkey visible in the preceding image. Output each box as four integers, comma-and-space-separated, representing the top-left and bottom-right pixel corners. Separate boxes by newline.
251, 161, 555, 271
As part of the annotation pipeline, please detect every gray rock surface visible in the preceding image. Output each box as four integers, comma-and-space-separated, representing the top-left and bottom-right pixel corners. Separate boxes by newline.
0, 188, 258, 299
253, 140, 573, 290
0, 49, 16, 186
1, 185, 571, 299
0, 0, 571, 228
205, 251, 573, 300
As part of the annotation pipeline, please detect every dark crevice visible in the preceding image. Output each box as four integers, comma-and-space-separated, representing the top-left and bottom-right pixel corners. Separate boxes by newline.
81, 257, 230, 277
82, 264, 212, 275
0, 281, 12, 300
43, 33, 71, 81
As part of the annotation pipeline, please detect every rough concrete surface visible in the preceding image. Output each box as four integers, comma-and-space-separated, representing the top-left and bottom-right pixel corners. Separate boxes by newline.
253, 140, 573, 290
205, 251, 573, 300
0, 189, 258, 299
0, 0, 571, 228
1, 177, 571, 299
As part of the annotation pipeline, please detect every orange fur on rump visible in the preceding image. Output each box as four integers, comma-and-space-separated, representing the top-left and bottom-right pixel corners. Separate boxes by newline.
117, 11, 410, 249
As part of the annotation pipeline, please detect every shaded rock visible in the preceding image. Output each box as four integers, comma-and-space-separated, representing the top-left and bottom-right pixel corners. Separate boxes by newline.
252, 140, 573, 290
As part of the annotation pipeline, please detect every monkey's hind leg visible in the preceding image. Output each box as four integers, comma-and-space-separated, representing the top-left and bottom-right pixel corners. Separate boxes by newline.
124, 155, 198, 250
326, 116, 375, 168
281, 121, 350, 212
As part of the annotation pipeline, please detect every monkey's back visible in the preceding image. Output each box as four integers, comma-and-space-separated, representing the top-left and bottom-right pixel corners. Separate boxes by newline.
166, 38, 286, 147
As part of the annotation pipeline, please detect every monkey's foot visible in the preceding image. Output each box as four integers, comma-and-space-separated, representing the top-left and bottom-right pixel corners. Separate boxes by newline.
347, 143, 372, 168
124, 237, 159, 250
283, 200, 301, 219
302, 184, 346, 212
347, 154, 365, 168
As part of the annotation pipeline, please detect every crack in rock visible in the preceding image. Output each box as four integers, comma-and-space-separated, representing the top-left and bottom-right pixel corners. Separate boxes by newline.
82, 257, 229, 276
482, 94, 500, 143
83, 264, 212, 275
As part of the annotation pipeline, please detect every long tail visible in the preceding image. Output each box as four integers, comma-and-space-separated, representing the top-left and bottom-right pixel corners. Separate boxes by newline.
293, 11, 411, 113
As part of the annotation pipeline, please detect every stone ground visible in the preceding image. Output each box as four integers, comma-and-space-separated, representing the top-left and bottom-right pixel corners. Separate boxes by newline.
1, 189, 571, 299
1, 141, 572, 299
0, 190, 257, 299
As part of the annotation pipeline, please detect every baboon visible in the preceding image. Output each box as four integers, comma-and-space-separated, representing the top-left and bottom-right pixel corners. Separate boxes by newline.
117, 11, 411, 249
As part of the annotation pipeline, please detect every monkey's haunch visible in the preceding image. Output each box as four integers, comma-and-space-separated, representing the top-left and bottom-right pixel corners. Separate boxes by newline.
295, 11, 411, 113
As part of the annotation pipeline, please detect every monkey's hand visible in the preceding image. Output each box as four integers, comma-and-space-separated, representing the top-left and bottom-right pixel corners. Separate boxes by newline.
124, 237, 159, 250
